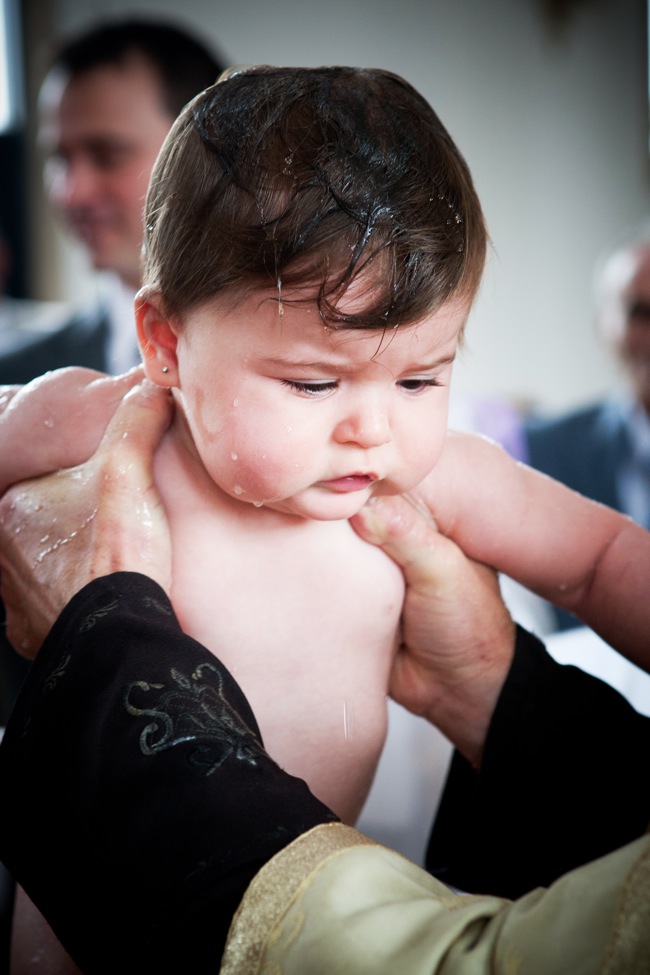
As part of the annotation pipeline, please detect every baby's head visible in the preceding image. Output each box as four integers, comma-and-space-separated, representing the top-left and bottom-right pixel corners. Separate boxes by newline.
137, 66, 487, 519
141, 64, 486, 322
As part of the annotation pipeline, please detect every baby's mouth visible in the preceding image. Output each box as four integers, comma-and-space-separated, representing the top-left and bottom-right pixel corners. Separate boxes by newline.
320, 473, 378, 493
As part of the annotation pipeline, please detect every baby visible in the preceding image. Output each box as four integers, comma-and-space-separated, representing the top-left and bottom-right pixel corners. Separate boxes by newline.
3, 71, 650, 967
3, 65, 650, 966
3, 65, 649, 820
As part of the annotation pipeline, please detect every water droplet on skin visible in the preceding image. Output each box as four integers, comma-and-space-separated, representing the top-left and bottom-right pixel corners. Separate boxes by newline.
253, 501, 263, 508
232, 398, 239, 408
43, 417, 54, 429
233, 485, 243, 495
40, 535, 50, 543
343, 700, 351, 741
34, 511, 97, 564
231, 452, 238, 461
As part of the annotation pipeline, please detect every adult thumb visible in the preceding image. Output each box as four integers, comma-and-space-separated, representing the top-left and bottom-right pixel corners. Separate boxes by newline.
350, 494, 455, 592
93, 379, 174, 472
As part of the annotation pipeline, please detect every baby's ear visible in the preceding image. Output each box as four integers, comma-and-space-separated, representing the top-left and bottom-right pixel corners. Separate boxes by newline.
135, 291, 179, 386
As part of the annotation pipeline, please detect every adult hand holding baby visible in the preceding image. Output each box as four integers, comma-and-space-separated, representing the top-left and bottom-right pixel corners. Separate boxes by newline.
0, 379, 173, 656
351, 496, 516, 768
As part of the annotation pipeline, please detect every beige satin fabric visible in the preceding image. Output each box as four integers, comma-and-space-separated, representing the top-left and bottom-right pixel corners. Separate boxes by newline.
222, 824, 650, 974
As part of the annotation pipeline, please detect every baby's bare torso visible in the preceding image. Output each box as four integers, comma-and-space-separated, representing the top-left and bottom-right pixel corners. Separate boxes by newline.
156, 425, 404, 824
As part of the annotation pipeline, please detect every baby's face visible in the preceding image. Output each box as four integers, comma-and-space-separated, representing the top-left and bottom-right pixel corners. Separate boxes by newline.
170, 285, 467, 520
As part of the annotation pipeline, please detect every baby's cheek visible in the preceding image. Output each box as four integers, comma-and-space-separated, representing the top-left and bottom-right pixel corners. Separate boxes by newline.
396, 431, 447, 492
223, 437, 301, 500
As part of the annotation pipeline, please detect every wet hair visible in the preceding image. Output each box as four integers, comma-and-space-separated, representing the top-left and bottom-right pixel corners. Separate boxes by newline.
143, 65, 488, 328
50, 18, 226, 120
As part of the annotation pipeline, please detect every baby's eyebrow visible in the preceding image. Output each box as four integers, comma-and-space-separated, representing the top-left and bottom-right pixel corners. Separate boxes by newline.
406, 352, 457, 371
261, 351, 457, 373
262, 356, 358, 375
263, 354, 345, 368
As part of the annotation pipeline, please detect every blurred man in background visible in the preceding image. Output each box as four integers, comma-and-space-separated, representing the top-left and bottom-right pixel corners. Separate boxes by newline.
0, 17, 226, 383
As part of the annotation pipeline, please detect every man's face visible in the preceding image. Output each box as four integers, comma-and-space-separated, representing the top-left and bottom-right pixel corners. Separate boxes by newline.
158, 285, 467, 521
600, 245, 650, 414
39, 55, 173, 289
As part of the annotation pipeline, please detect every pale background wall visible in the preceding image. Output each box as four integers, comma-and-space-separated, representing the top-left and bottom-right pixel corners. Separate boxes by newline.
21, 0, 650, 415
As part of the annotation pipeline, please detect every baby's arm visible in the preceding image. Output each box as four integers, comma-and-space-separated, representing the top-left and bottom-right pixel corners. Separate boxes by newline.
0, 367, 145, 493
417, 430, 650, 671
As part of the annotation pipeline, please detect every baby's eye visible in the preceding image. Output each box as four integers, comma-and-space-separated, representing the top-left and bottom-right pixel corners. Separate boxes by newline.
398, 377, 441, 393
281, 379, 339, 396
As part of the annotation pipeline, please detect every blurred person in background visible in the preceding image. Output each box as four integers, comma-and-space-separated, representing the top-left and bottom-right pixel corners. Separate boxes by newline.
0, 17, 226, 384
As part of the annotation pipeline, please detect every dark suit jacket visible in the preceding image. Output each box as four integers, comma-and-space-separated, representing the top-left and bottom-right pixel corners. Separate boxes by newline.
427, 625, 650, 898
0, 304, 110, 385
523, 400, 628, 513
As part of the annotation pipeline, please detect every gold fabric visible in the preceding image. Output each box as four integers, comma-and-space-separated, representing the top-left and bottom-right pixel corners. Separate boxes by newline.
220, 823, 375, 975
221, 825, 650, 974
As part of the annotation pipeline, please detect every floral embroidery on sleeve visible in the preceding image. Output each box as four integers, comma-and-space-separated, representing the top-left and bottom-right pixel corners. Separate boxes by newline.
124, 662, 264, 772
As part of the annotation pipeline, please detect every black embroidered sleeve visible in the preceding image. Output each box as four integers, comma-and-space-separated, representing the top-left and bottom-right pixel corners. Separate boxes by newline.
0, 573, 336, 973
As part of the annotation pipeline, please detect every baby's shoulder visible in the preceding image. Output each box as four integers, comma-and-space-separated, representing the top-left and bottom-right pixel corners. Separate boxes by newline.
2, 366, 103, 421
443, 427, 510, 460
432, 429, 515, 485
411, 430, 516, 533
0, 367, 144, 491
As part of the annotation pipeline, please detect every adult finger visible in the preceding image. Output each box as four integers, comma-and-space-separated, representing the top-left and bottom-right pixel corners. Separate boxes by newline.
0, 381, 173, 656
351, 494, 514, 766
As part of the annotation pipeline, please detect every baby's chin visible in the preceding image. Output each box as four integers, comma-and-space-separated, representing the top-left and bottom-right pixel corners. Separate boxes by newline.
244, 490, 373, 522
223, 474, 419, 521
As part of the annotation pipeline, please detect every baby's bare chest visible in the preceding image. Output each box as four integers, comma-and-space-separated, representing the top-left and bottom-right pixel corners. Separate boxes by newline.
158, 460, 405, 820
169, 503, 404, 698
